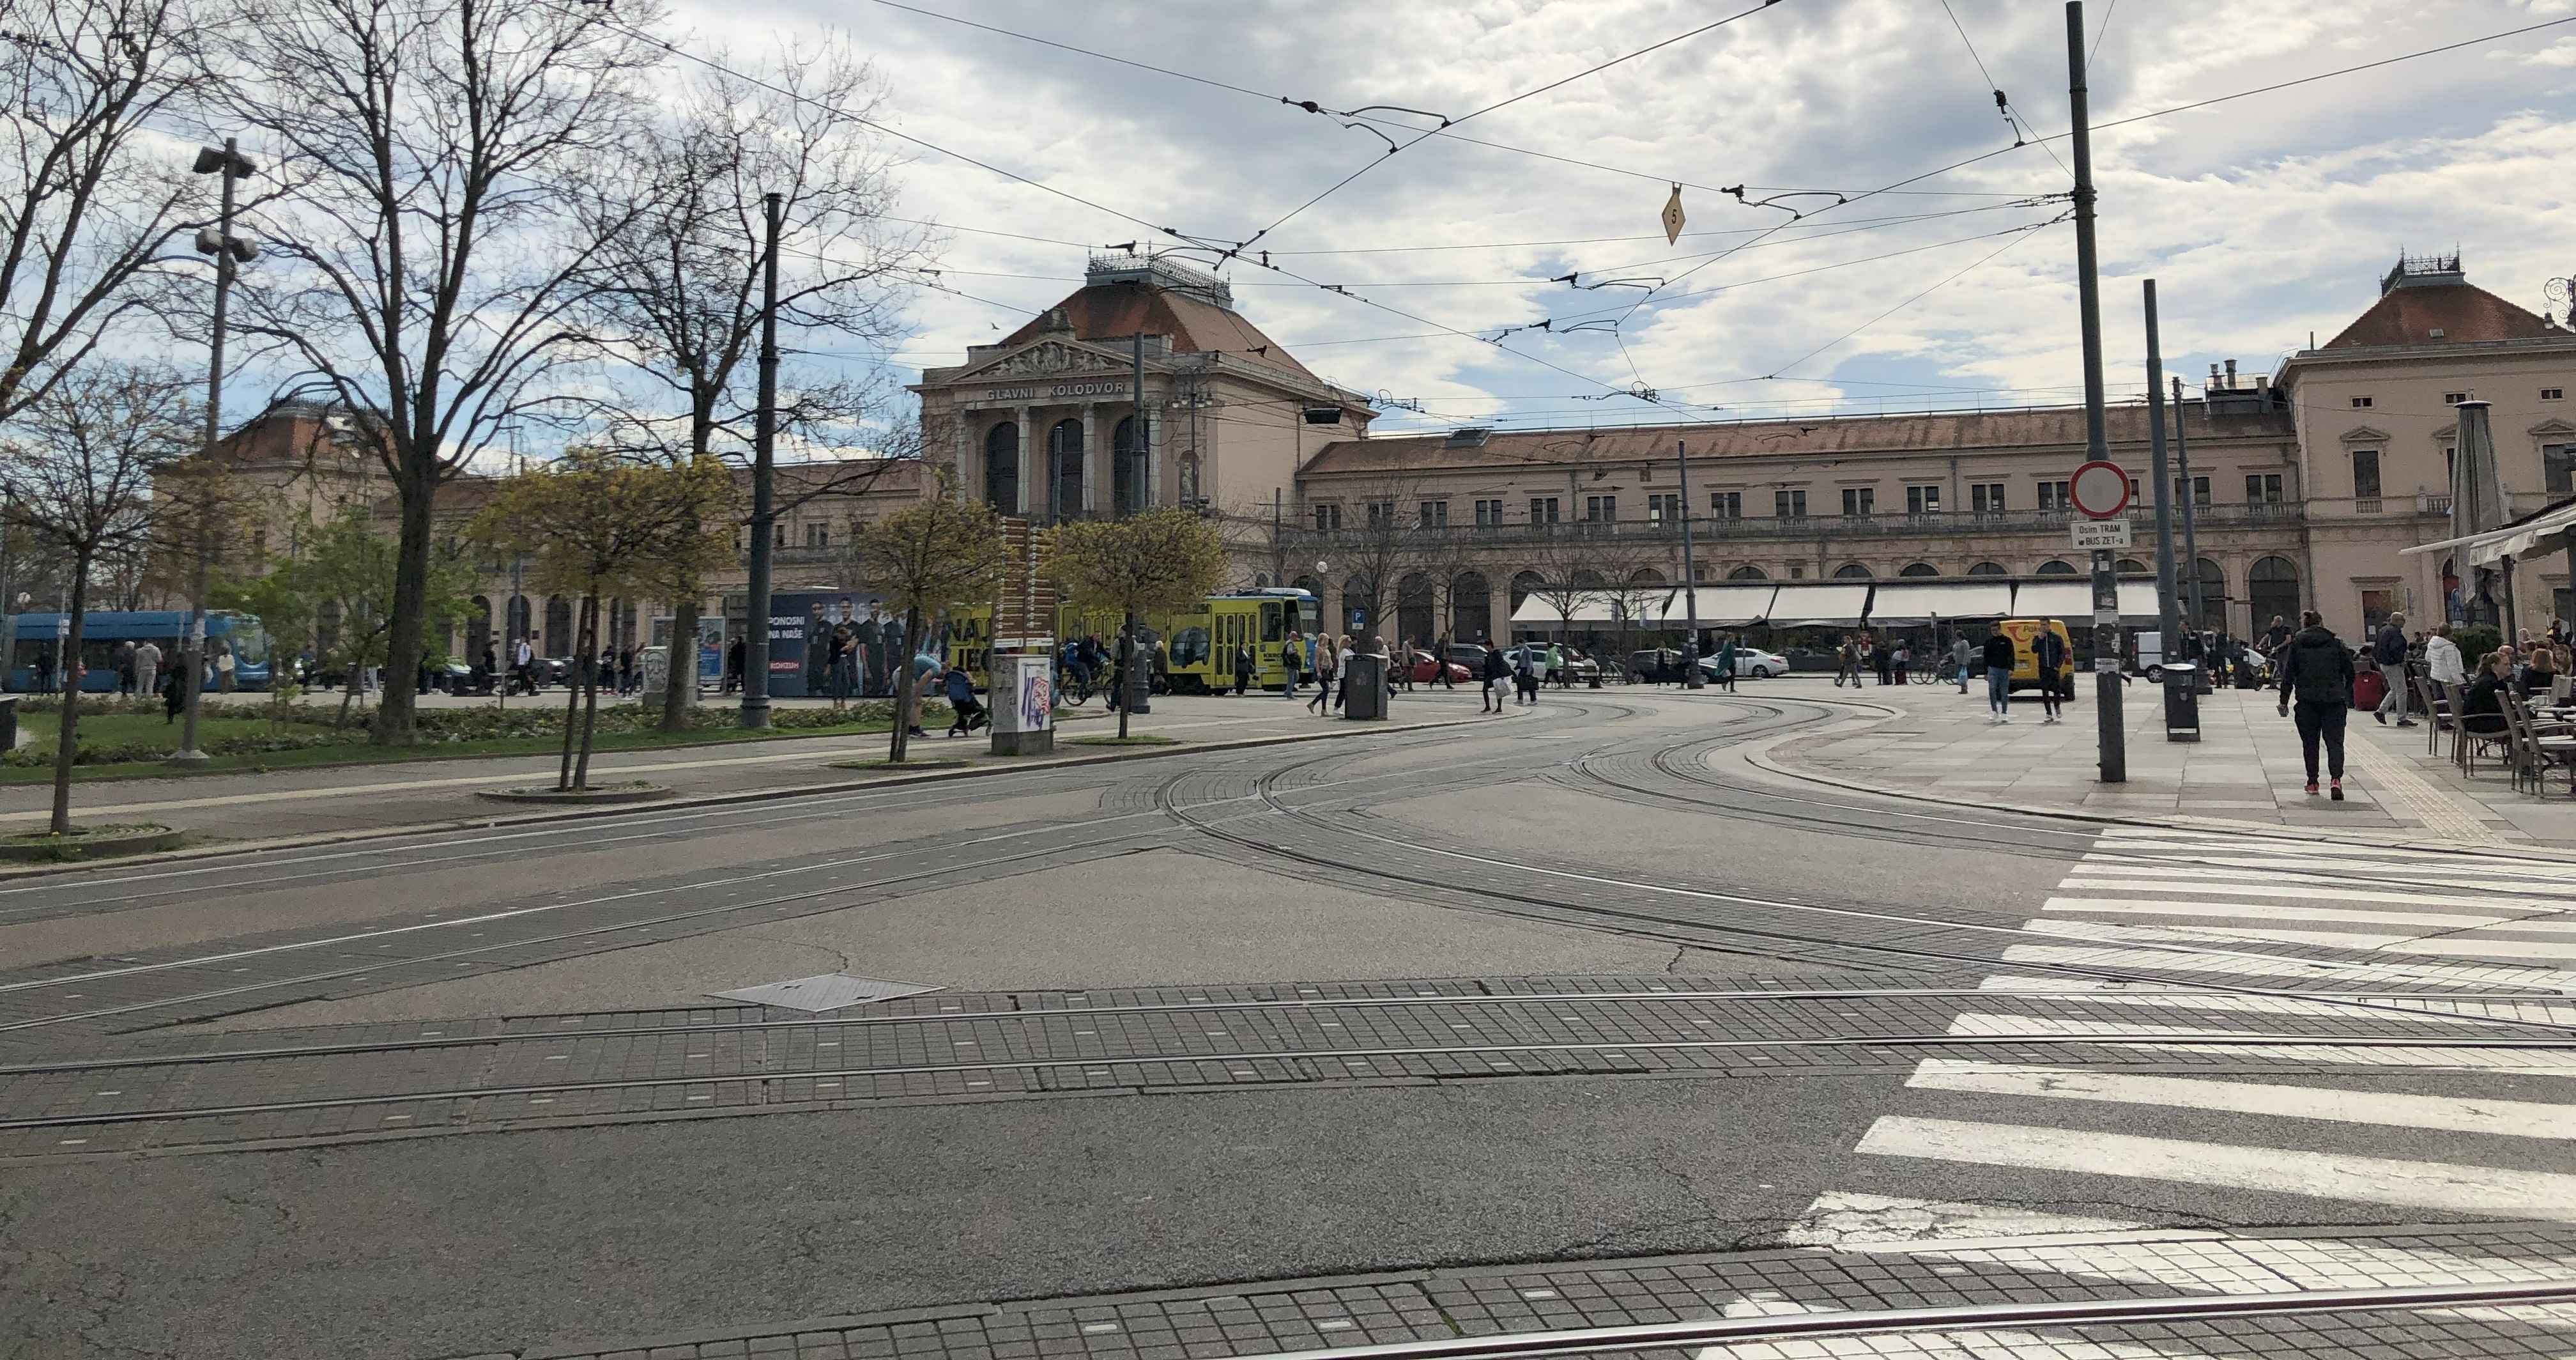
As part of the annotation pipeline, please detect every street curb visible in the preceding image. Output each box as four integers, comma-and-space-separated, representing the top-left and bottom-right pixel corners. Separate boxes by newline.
0, 706, 1528, 881
1736, 692, 2576, 863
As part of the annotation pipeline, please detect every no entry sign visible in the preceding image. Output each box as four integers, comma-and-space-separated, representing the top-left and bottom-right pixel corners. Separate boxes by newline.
2069, 460, 2131, 518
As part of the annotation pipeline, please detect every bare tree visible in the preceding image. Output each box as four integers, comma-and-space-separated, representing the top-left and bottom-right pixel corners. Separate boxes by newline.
582, 43, 930, 732
0, 363, 194, 834
1316, 475, 1423, 647
1522, 527, 1613, 649
0, 0, 226, 422
207, 0, 670, 745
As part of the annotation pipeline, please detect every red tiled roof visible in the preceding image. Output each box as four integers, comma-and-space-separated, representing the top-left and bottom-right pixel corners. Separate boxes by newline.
2323, 282, 2556, 349
999, 281, 1316, 380
1300, 404, 2293, 477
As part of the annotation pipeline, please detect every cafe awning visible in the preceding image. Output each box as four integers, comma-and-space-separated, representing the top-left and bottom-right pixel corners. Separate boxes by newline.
2401, 493, 2576, 568
1865, 580, 2016, 626
1653, 583, 1776, 628
2010, 578, 2164, 623
1510, 590, 1653, 626
1766, 582, 1874, 628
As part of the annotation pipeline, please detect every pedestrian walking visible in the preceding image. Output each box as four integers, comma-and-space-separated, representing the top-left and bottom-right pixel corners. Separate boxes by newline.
1715, 635, 1737, 692
132, 638, 160, 702
724, 636, 744, 694
1835, 635, 1860, 688
158, 666, 181, 722
2371, 610, 2412, 725
1232, 644, 1253, 696
618, 647, 636, 697
112, 640, 134, 697
1950, 635, 1972, 693
1480, 644, 1508, 713
1281, 636, 1303, 699
1871, 635, 1892, 686
1432, 635, 1455, 689
1981, 630, 2016, 724
2033, 627, 2068, 725
1398, 636, 1416, 692
2276, 609, 2356, 801
2262, 614, 2293, 654
33, 644, 54, 697
1514, 644, 1539, 706
214, 642, 235, 693
1307, 635, 1340, 715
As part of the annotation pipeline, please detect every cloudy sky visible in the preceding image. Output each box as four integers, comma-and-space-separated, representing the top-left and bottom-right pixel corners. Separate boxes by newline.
677, 0, 2576, 438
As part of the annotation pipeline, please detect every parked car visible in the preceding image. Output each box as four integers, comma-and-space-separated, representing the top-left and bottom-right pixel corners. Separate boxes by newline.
1404, 649, 1473, 684
1719, 645, 1788, 679
1507, 643, 1602, 683
1443, 642, 1494, 672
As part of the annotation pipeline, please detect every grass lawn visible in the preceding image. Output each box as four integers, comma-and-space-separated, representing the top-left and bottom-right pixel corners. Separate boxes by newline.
9, 709, 899, 784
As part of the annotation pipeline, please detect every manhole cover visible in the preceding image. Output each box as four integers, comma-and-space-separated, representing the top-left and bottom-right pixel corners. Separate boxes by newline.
711, 973, 944, 1012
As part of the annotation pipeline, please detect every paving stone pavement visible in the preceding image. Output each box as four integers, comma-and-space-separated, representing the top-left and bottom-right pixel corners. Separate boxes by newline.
433, 1221, 2576, 1360
1770, 678, 2576, 846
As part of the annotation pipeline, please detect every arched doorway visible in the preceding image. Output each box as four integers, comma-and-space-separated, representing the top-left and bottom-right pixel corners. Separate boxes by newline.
1291, 574, 1322, 601
2035, 560, 2078, 576
1510, 571, 1544, 611
2190, 557, 2227, 633
1834, 563, 1873, 579
2248, 556, 2299, 633
2115, 557, 2147, 574
1112, 415, 1146, 515
1450, 571, 1491, 642
466, 596, 492, 662
506, 594, 531, 645
1728, 565, 1767, 581
1396, 572, 1434, 645
1342, 575, 1378, 635
983, 422, 1019, 509
1966, 562, 2006, 576
1629, 568, 1667, 587
544, 596, 573, 654
1899, 562, 1939, 577
1572, 569, 1607, 588
1046, 418, 1084, 519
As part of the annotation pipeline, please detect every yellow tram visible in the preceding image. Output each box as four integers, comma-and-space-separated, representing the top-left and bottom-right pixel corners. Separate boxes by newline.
936, 588, 1322, 693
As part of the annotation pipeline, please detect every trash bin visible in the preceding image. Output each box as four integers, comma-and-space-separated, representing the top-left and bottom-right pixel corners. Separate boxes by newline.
2163, 662, 2200, 743
1342, 651, 1388, 720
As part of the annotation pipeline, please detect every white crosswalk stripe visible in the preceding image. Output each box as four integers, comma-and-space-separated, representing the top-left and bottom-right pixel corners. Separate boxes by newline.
1794, 826, 2576, 1279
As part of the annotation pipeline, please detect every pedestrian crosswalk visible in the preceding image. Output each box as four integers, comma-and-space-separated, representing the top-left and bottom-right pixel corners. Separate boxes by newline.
1793, 826, 2576, 1253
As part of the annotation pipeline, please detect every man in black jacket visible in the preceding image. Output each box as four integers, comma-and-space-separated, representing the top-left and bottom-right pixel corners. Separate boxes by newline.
1980, 630, 2017, 725
2276, 609, 2358, 800
2371, 610, 2412, 726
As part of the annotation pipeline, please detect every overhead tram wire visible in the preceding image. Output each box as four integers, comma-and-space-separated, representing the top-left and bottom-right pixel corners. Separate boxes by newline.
1719, 218, 2066, 386
1937, 0, 2070, 179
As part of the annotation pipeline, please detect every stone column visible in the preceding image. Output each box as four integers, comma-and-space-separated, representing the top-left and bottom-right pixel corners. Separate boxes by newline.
954, 409, 975, 502
1014, 406, 1033, 516
1081, 403, 1101, 517
1142, 389, 1160, 509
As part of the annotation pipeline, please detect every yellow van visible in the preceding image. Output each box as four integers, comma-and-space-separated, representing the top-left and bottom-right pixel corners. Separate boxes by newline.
1997, 617, 2077, 697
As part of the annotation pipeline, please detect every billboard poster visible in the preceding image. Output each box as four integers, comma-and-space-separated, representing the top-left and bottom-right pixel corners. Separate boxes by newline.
763, 589, 891, 699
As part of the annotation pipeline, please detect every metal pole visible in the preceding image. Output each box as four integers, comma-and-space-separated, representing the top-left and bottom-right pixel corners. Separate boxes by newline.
2067, 1, 2123, 782
739, 191, 781, 730
0, 514, 13, 693
1675, 439, 1703, 689
2143, 280, 2181, 667
2173, 376, 2205, 625
1126, 333, 1150, 715
171, 138, 243, 763
1131, 330, 1147, 513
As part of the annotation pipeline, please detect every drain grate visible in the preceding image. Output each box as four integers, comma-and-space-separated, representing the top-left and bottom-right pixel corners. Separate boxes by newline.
710, 973, 944, 1012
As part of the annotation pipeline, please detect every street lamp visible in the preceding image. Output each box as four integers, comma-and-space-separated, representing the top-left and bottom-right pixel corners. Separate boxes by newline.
171, 139, 257, 765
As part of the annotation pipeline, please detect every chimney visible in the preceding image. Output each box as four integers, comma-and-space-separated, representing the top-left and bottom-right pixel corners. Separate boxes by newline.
2224, 359, 2237, 388
2208, 363, 2221, 390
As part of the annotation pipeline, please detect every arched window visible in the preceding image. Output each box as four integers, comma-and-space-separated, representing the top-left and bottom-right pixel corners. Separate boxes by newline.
1899, 562, 1939, 577
2190, 557, 2228, 632
1966, 562, 2006, 577
544, 596, 573, 653
1396, 572, 1434, 645
1833, 563, 1873, 579
1046, 419, 1084, 518
1510, 570, 1544, 610
467, 596, 493, 661
1728, 565, 1767, 581
2115, 557, 2148, 575
1629, 568, 1667, 586
983, 422, 1019, 510
1292, 575, 1322, 601
1450, 571, 1491, 642
2248, 556, 2299, 632
1572, 569, 1607, 588
2035, 560, 2078, 576
505, 594, 531, 644
1112, 415, 1146, 515
1253, 573, 1270, 590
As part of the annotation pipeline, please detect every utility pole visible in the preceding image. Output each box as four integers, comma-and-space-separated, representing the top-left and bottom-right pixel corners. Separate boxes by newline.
739, 191, 781, 730
2172, 374, 2206, 650
2143, 279, 2181, 672
173, 138, 257, 764
2067, 1, 2123, 783
1124, 330, 1150, 714
1675, 439, 1703, 689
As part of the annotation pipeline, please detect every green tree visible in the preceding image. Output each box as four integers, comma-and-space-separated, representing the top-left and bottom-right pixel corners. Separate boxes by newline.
843, 491, 1007, 764
470, 452, 733, 789
0, 364, 196, 835
1047, 508, 1227, 739
237, 508, 474, 728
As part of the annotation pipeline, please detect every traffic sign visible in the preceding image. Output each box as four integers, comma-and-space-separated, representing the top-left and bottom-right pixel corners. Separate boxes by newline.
2070, 517, 2132, 549
1660, 185, 1685, 245
2069, 460, 2130, 518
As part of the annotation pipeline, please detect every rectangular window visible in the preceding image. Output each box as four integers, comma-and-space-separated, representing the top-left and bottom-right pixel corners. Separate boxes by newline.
2036, 480, 2071, 511
1528, 497, 1559, 525
2545, 445, 2575, 497
2360, 587, 2396, 633
1710, 491, 1742, 518
1365, 500, 1395, 527
1905, 485, 1940, 515
2246, 474, 2283, 503
2170, 475, 2210, 507
1584, 495, 1616, 522
1840, 487, 1874, 518
1473, 498, 1503, 527
1417, 500, 1447, 528
2350, 396, 2373, 409
2351, 449, 2381, 500
1312, 504, 1341, 531
1788, 563, 1805, 579
773, 523, 787, 548
1971, 482, 2005, 514
2545, 388, 2566, 401
1774, 488, 1806, 519
804, 523, 828, 548
1646, 493, 1682, 523
2444, 392, 2467, 405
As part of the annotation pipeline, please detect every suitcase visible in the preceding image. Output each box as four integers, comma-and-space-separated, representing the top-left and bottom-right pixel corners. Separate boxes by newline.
2352, 667, 2387, 710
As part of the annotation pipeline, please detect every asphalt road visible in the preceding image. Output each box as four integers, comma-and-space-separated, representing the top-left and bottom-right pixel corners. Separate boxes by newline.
3, 685, 2568, 1359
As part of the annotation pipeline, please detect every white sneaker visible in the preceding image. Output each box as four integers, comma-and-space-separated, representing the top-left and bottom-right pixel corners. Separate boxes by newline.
1998, 716, 2011, 724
